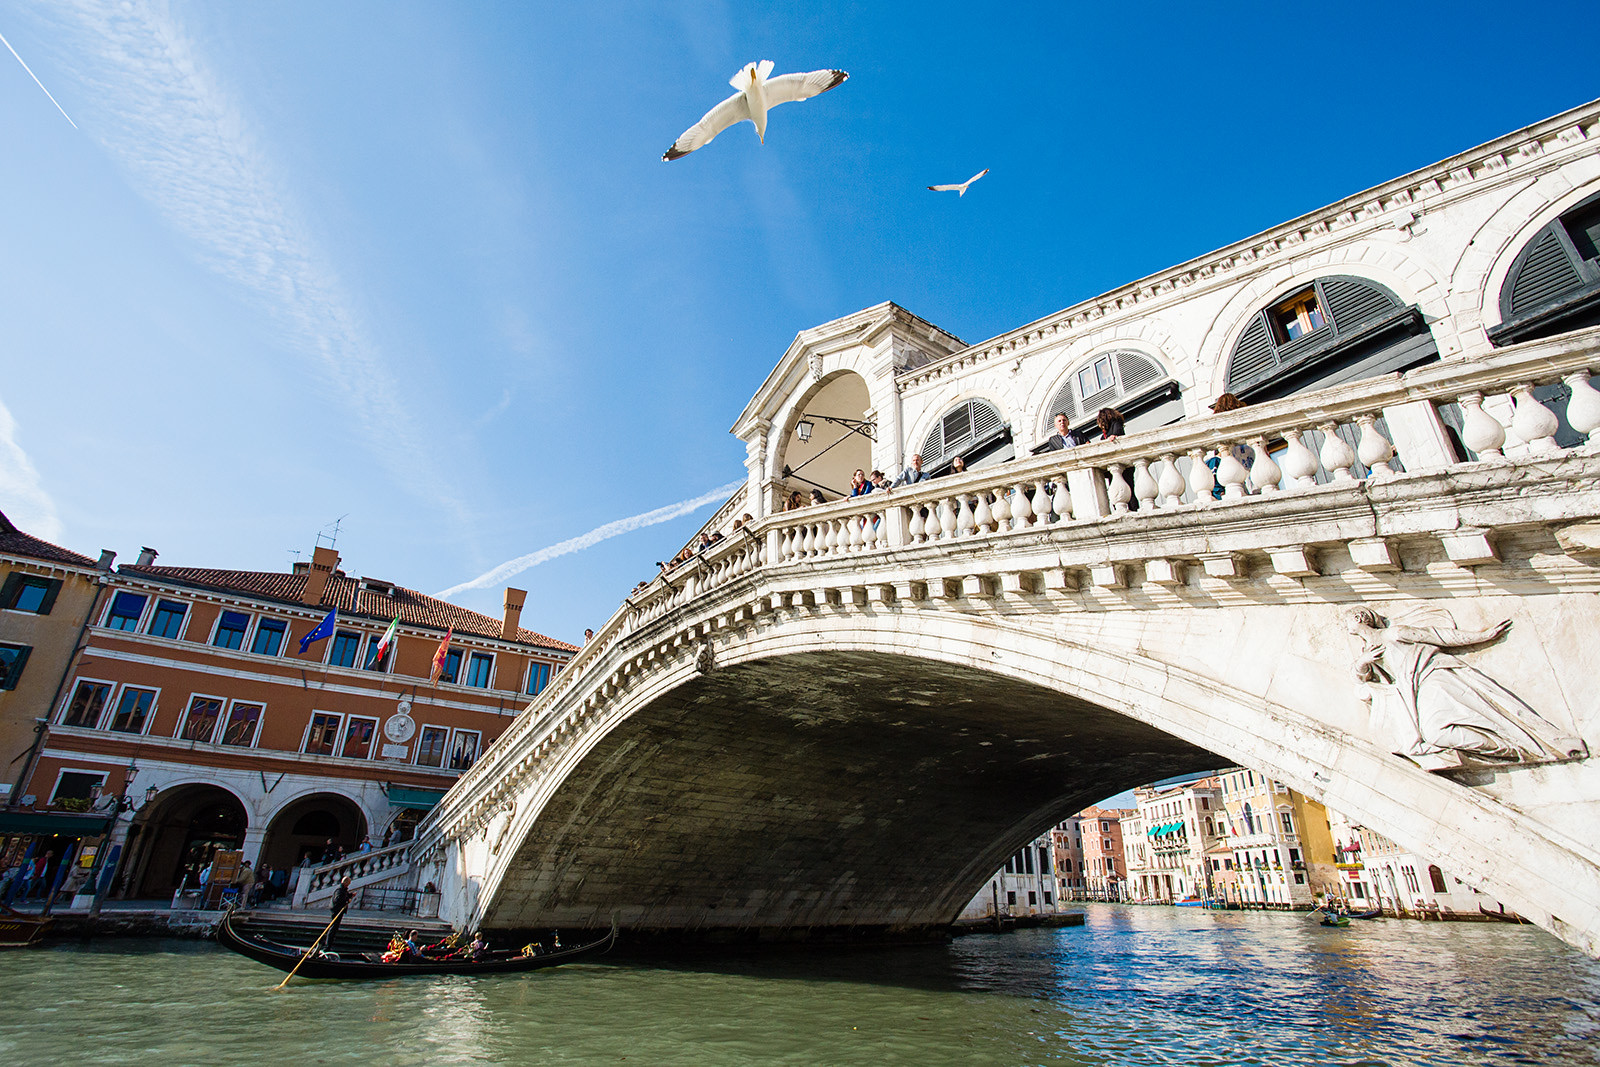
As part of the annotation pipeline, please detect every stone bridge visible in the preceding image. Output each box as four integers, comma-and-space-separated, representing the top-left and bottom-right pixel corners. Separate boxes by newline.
412, 329, 1600, 955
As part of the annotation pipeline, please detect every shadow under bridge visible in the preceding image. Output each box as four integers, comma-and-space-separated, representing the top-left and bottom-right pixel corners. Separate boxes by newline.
480, 650, 1216, 943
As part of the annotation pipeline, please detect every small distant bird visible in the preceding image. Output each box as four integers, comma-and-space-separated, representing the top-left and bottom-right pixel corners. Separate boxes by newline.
928, 169, 990, 197
663, 60, 849, 161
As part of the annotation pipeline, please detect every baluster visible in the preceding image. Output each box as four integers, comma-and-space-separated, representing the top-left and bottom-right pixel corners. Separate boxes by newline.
1011, 483, 1035, 530
1186, 447, 1214, 504
1215, 446, 1251, 499
869, 513, 885, 549
909, 506, 926, 543
1318, 423, 1357, 481
825, 519, 840, 556
1458, 392, 1506, 458
1564, 371, 1600, 445
938, 498, 958, 540
974, 492, 994, 533
801, 523, 816, 558
1107, 463, 1133, 515
1053, 477, 1072, 521
1249, 436, 1281, 494
1164, 454, 1190, 508
1133, 459, 1159, 511
1030, 481, 1052, 523
956, 495, 976, 537
991, 489, 1010, 529
1510, 383, 1560, 452
1356, 414, 1396, 476
1281, 429, 1320, 489
779, 526, 794, 561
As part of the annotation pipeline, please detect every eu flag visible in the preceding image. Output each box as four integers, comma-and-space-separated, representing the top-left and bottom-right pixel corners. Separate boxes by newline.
299, 608, 336, 654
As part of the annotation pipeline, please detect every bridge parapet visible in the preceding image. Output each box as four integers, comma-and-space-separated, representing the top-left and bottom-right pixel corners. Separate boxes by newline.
414, 329, 1600, 945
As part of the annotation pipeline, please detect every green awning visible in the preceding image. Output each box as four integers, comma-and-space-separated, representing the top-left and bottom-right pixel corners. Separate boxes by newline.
387, 786, 447, 809
0, 810, 114, 836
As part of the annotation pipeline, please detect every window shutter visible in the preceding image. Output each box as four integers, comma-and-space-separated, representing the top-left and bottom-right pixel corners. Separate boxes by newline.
1226, 315, 1277, 391
1320, 277, 1398, 330
0, 573, 20, 610
942, 405, 974, 444
920, 422, 944, 462
970, 402, 1000, 438
1045, 379, 1078, 423
36, 578, 63, 616
1115, 351, 1161, 392
0, 645, 29, 689
1508, 228, 1584, 316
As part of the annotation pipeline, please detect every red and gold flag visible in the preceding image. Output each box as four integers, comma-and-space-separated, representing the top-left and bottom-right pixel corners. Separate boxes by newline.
429, 626, 454, 683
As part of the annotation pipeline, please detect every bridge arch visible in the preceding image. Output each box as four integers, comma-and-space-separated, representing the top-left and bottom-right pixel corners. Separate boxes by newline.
443, 598, 1595, 949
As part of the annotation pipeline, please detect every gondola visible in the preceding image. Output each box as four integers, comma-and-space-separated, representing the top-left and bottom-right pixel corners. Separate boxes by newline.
0, 904, 51, 948
216, 910, 615, 979
1479, 904, 1531, 925
1345, 908, 1383, 920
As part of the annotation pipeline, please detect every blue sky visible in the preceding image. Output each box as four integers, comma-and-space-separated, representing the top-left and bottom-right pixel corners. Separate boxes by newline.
0, 1, 1593, 644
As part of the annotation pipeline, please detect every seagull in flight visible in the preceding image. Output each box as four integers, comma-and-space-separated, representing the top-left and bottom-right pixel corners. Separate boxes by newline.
663, 61, 849, 161
928, 169, 990, 197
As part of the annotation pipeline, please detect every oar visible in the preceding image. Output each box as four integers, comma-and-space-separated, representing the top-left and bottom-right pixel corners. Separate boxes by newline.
274, 906, 345, 990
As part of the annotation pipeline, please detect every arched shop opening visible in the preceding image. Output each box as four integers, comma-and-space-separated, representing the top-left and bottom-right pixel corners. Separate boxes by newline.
258, 792, 368, 869
115, 785, 248, 898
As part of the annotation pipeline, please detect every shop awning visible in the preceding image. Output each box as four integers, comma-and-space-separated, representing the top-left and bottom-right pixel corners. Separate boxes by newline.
0, 810, 114, 836
386, 786, 447, 809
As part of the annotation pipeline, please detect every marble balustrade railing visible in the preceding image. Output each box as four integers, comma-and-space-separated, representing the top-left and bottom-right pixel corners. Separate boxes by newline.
412, 327, 1600, 854
296, 841, 412, 905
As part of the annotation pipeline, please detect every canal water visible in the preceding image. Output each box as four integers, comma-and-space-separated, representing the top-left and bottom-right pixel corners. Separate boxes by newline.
1, 904, 1596, 1065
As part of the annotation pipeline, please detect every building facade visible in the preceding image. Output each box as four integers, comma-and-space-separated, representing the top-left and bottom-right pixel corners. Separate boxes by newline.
960, 830, 1062, 921
23, 544, 574, 900
1326, 809, 1507, 918
1126, 779, 1225, 903
1076, 806, 1130, 900
1217, 768, 1339, 908
1051, 815, 1084, 898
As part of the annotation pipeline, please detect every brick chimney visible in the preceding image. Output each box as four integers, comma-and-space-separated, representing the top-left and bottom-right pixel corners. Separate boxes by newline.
96, 550, 116, 571
135, 547, 158, 566
302, 546, 340, 606
501, 588, 526, 640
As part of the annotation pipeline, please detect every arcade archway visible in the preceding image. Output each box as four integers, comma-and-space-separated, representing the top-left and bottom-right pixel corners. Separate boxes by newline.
116, 784, 248, 898
259, 792, 367, 869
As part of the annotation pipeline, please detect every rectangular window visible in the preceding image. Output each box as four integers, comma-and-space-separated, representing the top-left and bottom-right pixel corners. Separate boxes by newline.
1007, 891, 1017, 906
213, 611, 250, 650
416, 726, 448, 768
50, 770, 107, 806
342, 716, 377, 760
1043, 892, 1052, 906
1, 573, 61, 614
1289, 847, 1302, 864
250, 618, 287, 656
328, 630, 362, 669
62, 680, 112, 728
179, 696, 223, 743
527, 661, 552, 696
364, 634, 393, 673
110, 687, 156, 733
449, 729, 482, 770
1280, 812, 1295, 834
0, 643, 31, 690
1028, 891, 1037, 906
465, 652, 493, 689
220, 702, 262, 747
105, 591, 147, 631
1271, 289, 1327, 343
146, 599, 188, 640
438, 648, 462, 685
304, 712, 342, 756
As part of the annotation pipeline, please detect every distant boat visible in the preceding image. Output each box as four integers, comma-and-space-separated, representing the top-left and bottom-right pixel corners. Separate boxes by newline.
1174, 898, 1205, 907
1479, 904, 1530, 925
1315, 909, 1350, 927
1345, 908, 1383, 920
0, 904, 50, 948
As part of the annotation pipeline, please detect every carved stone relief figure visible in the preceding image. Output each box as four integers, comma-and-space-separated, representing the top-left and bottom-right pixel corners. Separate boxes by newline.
1345, 606, 1588, 769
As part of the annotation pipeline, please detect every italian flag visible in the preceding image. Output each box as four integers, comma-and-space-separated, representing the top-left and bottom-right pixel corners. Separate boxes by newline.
369, 617, 400, 667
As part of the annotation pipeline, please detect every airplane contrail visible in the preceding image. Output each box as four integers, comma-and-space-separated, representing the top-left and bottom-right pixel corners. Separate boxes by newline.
0, 29, 78, 129
437, 480, 746, 598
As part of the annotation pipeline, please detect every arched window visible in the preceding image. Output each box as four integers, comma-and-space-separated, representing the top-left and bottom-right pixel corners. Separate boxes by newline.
1224, 275, 1436, 401
1038, 349, 1181, 445
1490, 190, 1600, 345
1428, 865, 1449, 893
919, 398, 1010, 474
1242, 803, 1255, 835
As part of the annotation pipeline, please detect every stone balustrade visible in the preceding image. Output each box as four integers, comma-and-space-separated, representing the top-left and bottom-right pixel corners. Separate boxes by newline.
294, 841, 412, 906
413, 327, 1600, 861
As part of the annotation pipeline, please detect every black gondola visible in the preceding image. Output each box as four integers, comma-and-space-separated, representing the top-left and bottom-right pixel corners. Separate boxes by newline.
216, 910, 615, 979
1479, 904, 1531, 925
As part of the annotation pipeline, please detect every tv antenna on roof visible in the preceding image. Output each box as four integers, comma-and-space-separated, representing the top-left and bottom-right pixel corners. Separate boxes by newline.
286, 548, 304, 568
315, 515, 349, 551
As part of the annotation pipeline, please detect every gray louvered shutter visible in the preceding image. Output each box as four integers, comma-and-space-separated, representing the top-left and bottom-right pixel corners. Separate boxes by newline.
1045, 380, 1078, 423
1321, 277, 1398, 330
1508, 228, 1584, 316
1115, 351, 1161, 392
970, 401, 1000, 439
921, 422, 944, 462
1226, 315, 1277, 391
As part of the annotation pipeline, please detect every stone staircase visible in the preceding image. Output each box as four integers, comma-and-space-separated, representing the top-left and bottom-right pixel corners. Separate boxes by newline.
292, 841, 416, 909
233, 909, 455, 953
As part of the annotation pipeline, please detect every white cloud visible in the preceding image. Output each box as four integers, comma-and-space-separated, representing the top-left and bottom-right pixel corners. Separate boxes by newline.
0, 394, 63, 542
29, 1, 470, 525
436, 480, 744, 598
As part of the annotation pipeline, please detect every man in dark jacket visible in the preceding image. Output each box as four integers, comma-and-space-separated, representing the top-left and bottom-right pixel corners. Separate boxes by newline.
327, 875, 352, 949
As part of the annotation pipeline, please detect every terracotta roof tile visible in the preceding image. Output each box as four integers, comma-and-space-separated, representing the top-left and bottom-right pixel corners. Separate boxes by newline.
0, 510, 97, 568
118, 564, 577, 653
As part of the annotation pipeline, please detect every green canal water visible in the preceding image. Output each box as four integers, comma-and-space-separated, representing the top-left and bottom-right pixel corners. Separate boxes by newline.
1, 904, 1596, 1065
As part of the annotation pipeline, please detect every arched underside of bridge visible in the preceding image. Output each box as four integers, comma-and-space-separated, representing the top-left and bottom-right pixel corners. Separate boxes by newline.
481, 651, 1217, 943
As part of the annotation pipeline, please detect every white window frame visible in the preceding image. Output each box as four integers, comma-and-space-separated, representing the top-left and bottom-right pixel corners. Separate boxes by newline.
103, 590, 151, 632
362, 632, 395, 675
414, 724, 450, 768
209, 608, 254, 650
525, 659, 554, 696
218, 699, 265, 748
302, 710, 345, 757
144, 597, 190, 641
341, 714, 379, 760
448, 728, 483, 771
48, 767, 110, 806
177, 691, 228, 743
325, 628, 364, 670
107, 683, 161, 736
59, 676, 117, 729
463, 650, 495, 690
248, 615, 290, 658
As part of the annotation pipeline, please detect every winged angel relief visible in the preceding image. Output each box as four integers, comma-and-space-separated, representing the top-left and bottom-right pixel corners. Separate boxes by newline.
1344, 607, 1588, 770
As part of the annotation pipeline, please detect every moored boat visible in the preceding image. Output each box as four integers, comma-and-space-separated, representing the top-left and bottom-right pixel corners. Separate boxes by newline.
0, 904, 50, 948
1479, 904, 1531, 925
216, 910, 615, 979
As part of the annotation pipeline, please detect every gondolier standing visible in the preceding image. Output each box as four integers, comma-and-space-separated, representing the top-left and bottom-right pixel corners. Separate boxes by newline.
327, 875, 352, 948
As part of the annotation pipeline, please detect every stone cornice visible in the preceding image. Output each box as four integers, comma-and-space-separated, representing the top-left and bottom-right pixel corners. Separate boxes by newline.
895, 99, 1600, 392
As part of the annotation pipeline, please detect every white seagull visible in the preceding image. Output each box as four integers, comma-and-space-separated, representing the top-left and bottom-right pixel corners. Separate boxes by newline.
928, 169, 990, 197
663, 60, 849, 161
